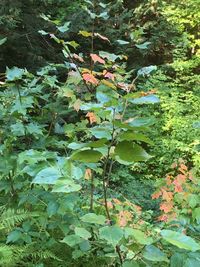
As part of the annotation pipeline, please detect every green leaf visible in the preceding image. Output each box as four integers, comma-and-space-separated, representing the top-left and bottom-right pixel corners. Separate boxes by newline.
79, 240, 91, 251
98, 11, 109, 20
184, 258, 200, 267
118, 132, 153, 144
90, 127, 112, 140
99, 226, 123, 247
128, 117, 155, 127
6, 67, 25, 81
193, 207, 200, 223
124, 228, 153, 245
116, 40, 130, 45
115, 141, 151, 163
68, 139, 107, 150
61, 235, 83, 247
71, 150, 103, 163
32, 167, 62, 184
188, 194, 198, 208
7, 230, 22, 243
170, 253, 187, 267
81, 213, 106, 225
57, 22, 71, 33
137, 66, 157, 76
99, 51, 119, 62
123, 261, 139, 267
161, 230, 200, 252
143, 245, 168, 262
47, 201, 59, 217
75, 227, 91, 239
0, 37, 7, 46
52, 179, 81, 193
130, 95, 160, 104
135, 41, 151, 49
38, 30, 48, 35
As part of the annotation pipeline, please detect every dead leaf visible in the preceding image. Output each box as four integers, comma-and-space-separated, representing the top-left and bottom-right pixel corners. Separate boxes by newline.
86, 112, 97, 124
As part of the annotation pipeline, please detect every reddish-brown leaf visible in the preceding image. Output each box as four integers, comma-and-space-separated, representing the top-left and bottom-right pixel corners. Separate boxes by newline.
82, 73, 98, 85
86, 112, 97, 124
90, 53, 105, 64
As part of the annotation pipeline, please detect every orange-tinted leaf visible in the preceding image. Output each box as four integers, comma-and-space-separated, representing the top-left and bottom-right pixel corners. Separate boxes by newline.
86, 112, 97, 124
85, 168, 92, 180
157, 214, 168, 222
113, 198, 122, 205
152, 191, 162, 199
117, 210, 133, 227
82, 73, 98, 85
107, 201, 114, 209
176, 174, 186, 184
90, 53, 105, 64
162, 190, 173, 202
173, 179, 183, 192
160, 202, 173, 213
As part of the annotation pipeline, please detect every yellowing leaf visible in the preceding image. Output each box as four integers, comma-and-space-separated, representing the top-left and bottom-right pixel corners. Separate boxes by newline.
79, 31, 92, 37
101, 79, 116, 89
85, 168, 92, 180
73, 99, 82, 112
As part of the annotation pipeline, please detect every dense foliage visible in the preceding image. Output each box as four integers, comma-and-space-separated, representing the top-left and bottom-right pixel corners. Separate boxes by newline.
0, 0, 199, 266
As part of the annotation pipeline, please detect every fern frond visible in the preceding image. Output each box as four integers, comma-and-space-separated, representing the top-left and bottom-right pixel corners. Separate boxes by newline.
0, 209, 39, 231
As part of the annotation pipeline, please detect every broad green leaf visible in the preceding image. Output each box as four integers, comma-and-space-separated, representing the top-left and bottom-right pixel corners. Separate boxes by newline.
137, 65, 157, 76
68, 139, 107, 150
115, 141, 151, 163
32, 167, 62, 184
193, 207, 200, 223
71, 150, 103, 163
99, 226, 123, 247
90, 127, 112, 140
0, 37, 7, 46
6, 67, 25, 81
170, 253, 187, 267
7, 230, 22, 243
81, 213, 106, 225
188, 194, 198, 208
116, 40, 130, 45
98, 11, 109, 20
61, 235, 83, 247
161, 230, 200, 252
128, 117, 155, 127
47, 201, 59, 217
52, 179, 81, 193
123, 261, 139, 267
143, 245, 168, 262
99, 51, 119, 62
129, 95, 160, 104
184, 258, 200, 267
118, 132, 153, 144
38, 30, 48, 35
57, 22, 71, 33
124, 228, 153, 245
79, 240, 91, 251
135, 41, 151, 49
75, 227, 91, 239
